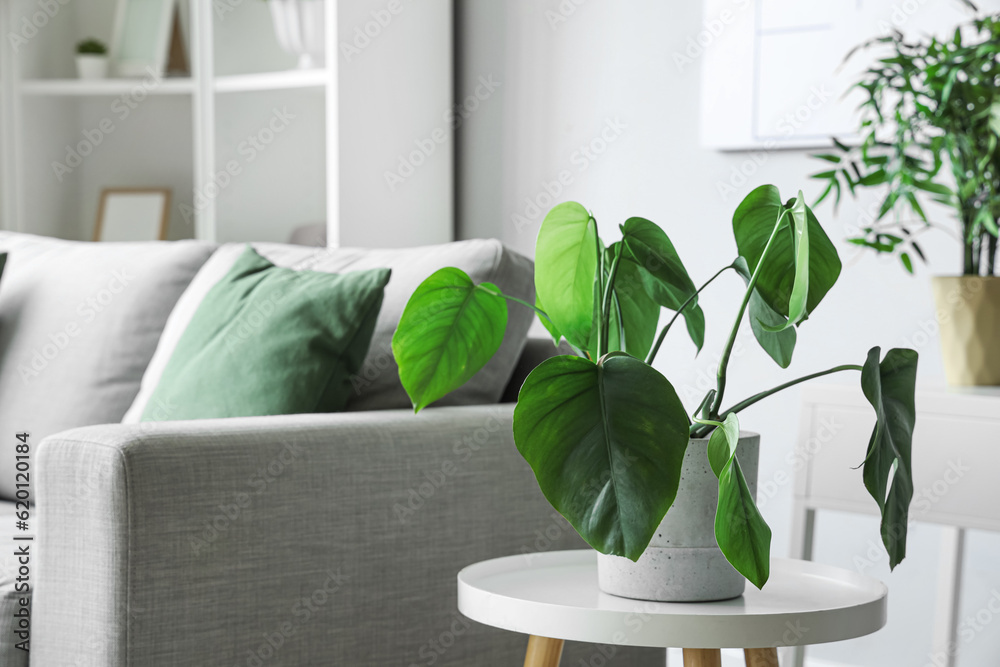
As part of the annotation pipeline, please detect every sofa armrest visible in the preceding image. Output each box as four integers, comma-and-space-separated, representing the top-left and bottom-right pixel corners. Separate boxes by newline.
32, 407, 661, 667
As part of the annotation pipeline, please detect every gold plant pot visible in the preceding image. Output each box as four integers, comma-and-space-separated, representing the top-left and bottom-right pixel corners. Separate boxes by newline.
931, 276, 1000, 386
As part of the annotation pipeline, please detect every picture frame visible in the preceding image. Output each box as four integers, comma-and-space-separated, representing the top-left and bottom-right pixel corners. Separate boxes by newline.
110, 0, 177, 77
94, 188, 172, 242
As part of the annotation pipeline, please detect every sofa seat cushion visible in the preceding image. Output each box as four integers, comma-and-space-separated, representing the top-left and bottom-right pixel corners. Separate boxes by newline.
0, 232, 217, 499
124, 239, 535, 419
0, 501, 31, 667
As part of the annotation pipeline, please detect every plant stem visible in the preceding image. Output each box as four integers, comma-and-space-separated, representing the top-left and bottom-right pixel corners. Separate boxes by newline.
598, 243, 623, 358
711, 210, 787, 418
494, 292, 552, 323
645, 263, 733, 366
691, 364, 864, 439
595, 221, 606, 357
719, 364, 863, 418
963, 205, 977, 275
983, 232, 997, 276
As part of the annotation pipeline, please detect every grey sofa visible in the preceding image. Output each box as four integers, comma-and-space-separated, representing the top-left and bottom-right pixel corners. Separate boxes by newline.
0, 232, 661, 666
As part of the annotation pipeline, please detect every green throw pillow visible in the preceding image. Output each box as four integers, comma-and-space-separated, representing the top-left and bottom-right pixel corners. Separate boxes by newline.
142, 246, 390, 421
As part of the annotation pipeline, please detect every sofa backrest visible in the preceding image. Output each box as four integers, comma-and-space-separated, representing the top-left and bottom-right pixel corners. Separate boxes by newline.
0, 232, 217, 500
123, 238, 536, 421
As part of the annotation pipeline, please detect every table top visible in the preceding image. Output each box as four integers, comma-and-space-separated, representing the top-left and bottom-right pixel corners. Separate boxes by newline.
457, 550, 887, 649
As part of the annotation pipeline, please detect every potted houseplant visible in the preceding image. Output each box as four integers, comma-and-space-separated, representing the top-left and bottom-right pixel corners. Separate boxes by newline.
811, 14, 1000, 385
391, 185, 918, 602
75, 38, 109, 80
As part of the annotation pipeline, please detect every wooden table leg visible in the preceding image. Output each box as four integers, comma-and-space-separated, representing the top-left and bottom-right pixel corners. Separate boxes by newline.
744, 648, 779, 667
683, 649, 722, 666
524, 635, 564, 667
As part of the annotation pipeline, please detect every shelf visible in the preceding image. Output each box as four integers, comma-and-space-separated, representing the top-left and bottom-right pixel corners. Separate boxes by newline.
214, 69, 328, 93
21, 78, 194, 96
18, 69, 328, 97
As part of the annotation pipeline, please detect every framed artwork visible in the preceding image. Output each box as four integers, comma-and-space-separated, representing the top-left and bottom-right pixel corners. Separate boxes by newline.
94, 188, 172, 242
699, 0, 982, 150
110, 0, 177, 77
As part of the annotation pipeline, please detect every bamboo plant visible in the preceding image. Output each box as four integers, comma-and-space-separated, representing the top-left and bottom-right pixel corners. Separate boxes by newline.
812, 14, 1000, 275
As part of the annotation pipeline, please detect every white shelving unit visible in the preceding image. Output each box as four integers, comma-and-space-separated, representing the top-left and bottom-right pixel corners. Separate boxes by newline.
20, 78, 196, 95
214, 69, 328, 93
0, 0, 338, 245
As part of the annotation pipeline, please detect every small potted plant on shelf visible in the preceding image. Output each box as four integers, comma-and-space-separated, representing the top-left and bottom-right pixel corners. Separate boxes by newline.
391, 185, 919, 602
76, 38, 109, 80
811, 14, 1000, 385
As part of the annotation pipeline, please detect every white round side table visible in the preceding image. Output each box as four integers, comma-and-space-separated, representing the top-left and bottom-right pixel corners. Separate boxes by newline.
457, 550, 887, 667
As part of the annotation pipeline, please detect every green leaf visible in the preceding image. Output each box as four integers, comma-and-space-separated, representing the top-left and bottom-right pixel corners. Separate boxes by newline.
859, 170, 888, 186
989, 99, 1000, 136
696, 413, 771, 589
620, 217, 696, 295
901, 252, 914, 274
392, 268, 507, 412
619, 217, 705, 351
607, 244, 660, 359
535, 293, 562, 346
976, 207, 1000, 236
733, 185, 842, 322
733, 257, 797, 368
513, 353, 690, 561
761, 192, 810, 331
704, 413, 741, 478
535, 202, 598, 349
716, 459, 771, 589
682, 302, 706, 353
912, 179, 953, 197
860, 347, 918, 570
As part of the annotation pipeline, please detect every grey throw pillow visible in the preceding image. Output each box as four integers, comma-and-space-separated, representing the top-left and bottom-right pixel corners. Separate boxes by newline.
124, 239, 536, 419
0, 233, 217, 500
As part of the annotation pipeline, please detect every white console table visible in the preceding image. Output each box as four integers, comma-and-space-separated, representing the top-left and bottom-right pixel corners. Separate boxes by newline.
790, 384, 1000, 667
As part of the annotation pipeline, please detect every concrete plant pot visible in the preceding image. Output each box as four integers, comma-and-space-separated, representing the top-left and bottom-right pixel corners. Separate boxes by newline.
597, 432, 760, 602
932, 276, 1000, 386
75, 55, 108, 80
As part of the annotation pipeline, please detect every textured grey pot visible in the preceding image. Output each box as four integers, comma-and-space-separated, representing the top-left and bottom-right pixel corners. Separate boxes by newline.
597, 432, 760, 602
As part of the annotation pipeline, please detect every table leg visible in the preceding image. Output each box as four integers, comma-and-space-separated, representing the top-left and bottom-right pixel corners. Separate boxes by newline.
523, 635, 564, 667
682, 649, 721, 666
744, 648, 779, 667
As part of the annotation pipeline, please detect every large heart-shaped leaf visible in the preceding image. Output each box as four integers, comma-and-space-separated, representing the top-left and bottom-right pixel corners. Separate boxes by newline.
535, 202, 598, 349
620, 217, 696, 296
701, 414, 771, 589
861, 346, 918, 569
620, 217, 705, 351
392, 267, 507, 411
733, 258, 796, 368
513, 353, 690, 560
732, 185, 842, 321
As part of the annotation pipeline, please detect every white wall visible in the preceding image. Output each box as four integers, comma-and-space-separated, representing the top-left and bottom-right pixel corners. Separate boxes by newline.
456, 1, 1000, 666
337, 0, 454, 247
